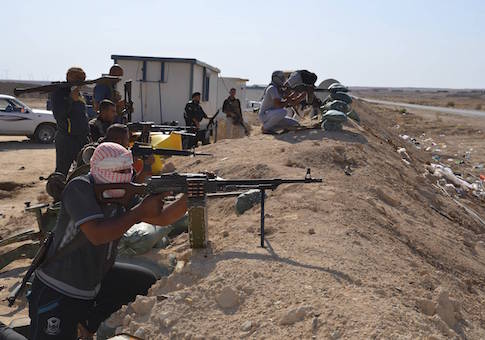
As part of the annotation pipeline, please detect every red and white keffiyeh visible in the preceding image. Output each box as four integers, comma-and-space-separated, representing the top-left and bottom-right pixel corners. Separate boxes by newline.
90, 142, 133, 184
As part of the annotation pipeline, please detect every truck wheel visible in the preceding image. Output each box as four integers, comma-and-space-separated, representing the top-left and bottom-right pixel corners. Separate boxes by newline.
34, 124, 56, 144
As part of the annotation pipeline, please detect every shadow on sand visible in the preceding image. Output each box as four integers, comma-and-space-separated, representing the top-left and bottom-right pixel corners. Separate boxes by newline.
0, 139, 54, 152
212, 239, 354, 285
274, 128, 368, 145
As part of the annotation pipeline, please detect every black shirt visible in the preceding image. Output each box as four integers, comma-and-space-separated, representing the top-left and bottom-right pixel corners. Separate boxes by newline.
52, 88, 89, 137
184, 100, 208, 126
36, 175, 130, 299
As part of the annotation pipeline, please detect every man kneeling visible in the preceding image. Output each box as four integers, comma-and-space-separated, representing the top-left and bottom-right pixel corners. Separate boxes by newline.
28, 142, 187, 339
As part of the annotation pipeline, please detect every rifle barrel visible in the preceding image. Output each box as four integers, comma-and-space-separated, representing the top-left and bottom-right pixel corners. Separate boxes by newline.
131, 143, 212, 157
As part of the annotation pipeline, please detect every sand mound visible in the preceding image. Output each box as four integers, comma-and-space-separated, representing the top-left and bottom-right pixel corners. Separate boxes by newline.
101, 100, 485, 339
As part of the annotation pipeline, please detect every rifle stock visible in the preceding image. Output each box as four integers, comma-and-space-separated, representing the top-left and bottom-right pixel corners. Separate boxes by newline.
94, 182, 148, 207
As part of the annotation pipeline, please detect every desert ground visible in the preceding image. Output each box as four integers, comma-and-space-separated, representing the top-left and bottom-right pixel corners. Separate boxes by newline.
1, 97, 485, 339
352, 87, 485, 111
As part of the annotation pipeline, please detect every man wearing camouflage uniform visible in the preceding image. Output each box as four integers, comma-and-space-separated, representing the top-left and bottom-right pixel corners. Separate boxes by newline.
222, 88, 248, 138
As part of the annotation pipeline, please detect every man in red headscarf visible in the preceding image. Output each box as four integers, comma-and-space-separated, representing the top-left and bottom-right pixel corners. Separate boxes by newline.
26, 142, 187, 340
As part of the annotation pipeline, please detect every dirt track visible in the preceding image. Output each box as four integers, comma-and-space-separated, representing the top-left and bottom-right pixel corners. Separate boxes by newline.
1, 101, 485, 338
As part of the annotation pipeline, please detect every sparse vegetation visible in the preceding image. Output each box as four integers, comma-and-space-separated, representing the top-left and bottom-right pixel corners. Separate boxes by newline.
476, 104, 482, 110
399, 108, 407, 114
446, 101, 455, 107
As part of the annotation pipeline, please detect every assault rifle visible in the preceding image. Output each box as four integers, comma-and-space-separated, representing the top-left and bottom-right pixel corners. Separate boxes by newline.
94, 168, 322, 247
128, 121, 197, 144
14, 76, 121, 96
131, 142, 212, 158
203, 109, 221, 143
7, 232, 53, 306
131, 142, 212, 173
123, 80, 134, 123
128, 122, 197, 133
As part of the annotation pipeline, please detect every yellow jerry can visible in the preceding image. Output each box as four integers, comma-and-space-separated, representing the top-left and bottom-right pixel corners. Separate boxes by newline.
149, 132, 183, 174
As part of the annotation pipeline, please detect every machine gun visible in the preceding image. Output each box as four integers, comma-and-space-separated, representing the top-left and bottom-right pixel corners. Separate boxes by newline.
94, 168, 322, 248
14, 76, 121, 96
123, 80, 134, 123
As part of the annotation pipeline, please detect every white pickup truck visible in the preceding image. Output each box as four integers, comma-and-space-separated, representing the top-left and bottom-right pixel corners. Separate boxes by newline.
0, 94, 57, 143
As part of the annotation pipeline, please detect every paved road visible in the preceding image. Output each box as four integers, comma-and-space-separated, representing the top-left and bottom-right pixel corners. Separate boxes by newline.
358, 97, 485, 117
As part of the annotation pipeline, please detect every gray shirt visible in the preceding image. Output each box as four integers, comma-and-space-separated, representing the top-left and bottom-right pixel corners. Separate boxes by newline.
259, 84, 282, 116
36, 174, 130, 300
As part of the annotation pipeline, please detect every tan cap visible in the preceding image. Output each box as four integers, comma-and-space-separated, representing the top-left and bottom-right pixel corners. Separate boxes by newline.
109, 64, 124, 77
66, 67, 86, 82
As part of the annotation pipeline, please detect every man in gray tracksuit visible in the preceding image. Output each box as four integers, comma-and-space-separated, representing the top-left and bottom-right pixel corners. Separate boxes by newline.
258, 71, 305, 134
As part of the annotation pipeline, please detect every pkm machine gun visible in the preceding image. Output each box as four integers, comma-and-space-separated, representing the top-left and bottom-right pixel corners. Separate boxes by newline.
94, 168, 322, 248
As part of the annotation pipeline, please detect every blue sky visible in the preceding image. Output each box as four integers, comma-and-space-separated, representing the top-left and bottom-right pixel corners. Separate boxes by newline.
1, 0, 484, 88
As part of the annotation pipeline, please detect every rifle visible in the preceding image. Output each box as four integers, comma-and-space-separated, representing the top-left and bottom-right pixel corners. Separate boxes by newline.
14, 76, 121, 96
94, 168, 322, 247
206, 109, 220, 129
128, 122, 197, 144
123, 80, 134, 123
128, 122, 197, 133
7, 232, 53, 307
131, 142, 212, 173
203, 109, 220, 142
131, 142, 212, 158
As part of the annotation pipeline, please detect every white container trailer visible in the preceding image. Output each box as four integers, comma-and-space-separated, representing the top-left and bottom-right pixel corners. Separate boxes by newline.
111, 55, 220, 124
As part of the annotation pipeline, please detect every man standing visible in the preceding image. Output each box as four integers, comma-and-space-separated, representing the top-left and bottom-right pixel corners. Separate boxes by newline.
93, 64, 123, 115
222, 88, 248, 137
89, 99, 117, 142
184, 92, 209, 147
258, 71, 305, 134
52, 67, 90, 176
28, 142, 187, 339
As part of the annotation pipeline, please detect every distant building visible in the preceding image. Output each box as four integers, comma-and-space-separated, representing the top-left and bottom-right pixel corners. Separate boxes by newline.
246, 85, 265, 104
111, 54, 220, 124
